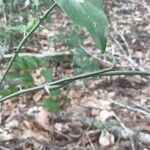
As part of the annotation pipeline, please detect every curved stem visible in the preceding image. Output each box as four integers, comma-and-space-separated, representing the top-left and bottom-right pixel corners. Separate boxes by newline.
0, 3, 57, 86
0, 84, 61, 103
0, 70, 149, 103
101, 70, 150, 76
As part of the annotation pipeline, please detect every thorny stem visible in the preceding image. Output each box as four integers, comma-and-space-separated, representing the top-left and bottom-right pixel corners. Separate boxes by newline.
0, 55, 116, 102
0, 3, 57, 86
0, 69, 149, 103
0, 2, 149, 103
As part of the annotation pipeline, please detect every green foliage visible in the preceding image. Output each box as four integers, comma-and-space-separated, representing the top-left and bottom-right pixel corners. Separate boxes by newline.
8, 19, 38, 33
12, 57, 38, 70
32, 0, 40, 9
7, 71, 34, 87
7, 25, 26, 33
54, 0, 108, 52
5, 57, 36, 88
32, 0, 55, 10
21, 72, 34, 86
0, 0, 109, 114
50, 89, 61, 96
94, 120, 117, 135
0, 29, 9, 41
48, 26, 83, 49
0, 0, 54, 47
66, 30, 83, 48
42, 69, 53, 81
0, 86, 17, 98
44, 98, 60, 113
0, 86, 17, 97
72, 47, 101, 86
5, 54, 57, 88
73, 48, 100, 74
43, 89, 70, 113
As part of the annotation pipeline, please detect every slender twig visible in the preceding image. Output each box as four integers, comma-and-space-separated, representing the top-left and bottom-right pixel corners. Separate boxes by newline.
0, 2, 56, 86
0, 145, 10, 150
113, 112, 136, 150
0, 62, 115, 102
129, 0, 150, 13
1, 51, 71, 60
110, 33, 145, 71
113, 26, 131, 57
0, 69, 149, 103
112, 100, 150, 119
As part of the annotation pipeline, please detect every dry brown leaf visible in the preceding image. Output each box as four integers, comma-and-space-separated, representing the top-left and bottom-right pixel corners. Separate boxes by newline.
54, 123, 63, 132
91, 109, 100, 116
35, 109, 53, 132
2, 101, 16, 119
22, 120, 34, 130
96, 110, 114, 121
0, 114, 2, 125
68, 88, 84, 100
0, 131, 16, 141
81, 96, 111, 110
33, 91, 44, 102
4, 108, 19, 123
22, 129, 50, 142
5, 120, 19, 128
99, 132, 115, 147
21, 129, 34, 139
31, 68, 45, 85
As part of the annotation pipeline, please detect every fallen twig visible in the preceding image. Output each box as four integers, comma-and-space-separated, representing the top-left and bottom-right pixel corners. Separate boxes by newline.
0, 51, 72, 60
49, 111, 150, 145
110, 33, 145, 71
113, 112, 136, 150
112, 100, 150, 119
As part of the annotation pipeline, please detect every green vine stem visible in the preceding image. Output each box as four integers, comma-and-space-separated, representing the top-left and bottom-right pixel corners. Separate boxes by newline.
0, 2, 56, 86
0, 70, 149, 103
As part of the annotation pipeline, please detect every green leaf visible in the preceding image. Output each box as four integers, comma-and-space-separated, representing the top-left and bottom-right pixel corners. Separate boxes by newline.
32, 0, 40, 10
7, 20, 37, 33
94, 120, 117, 135
54, 0, 108, 52
21, 72, 34, 86
13, 57, 29, 70
50, 89, 61, 96
40, 59, 49, 67
73, 48, 99, 74
8, 25, 26, 32
44, 98, 60, 113
7, 71, 34, 87
67, 30, 83, 48
0, 28, 9, 39
26, 19, 37, 33
0, 86, 17, 97
12, 56, 39, 70
7, 72, 21, 81
42, 69, 53, 81
22, 56, 39, 69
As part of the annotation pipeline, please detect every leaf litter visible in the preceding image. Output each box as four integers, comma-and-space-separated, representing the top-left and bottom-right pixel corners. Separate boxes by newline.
0, 0, 150, 149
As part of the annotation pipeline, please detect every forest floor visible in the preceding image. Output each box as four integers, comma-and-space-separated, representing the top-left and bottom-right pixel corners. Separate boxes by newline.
0, 0, 150, 150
